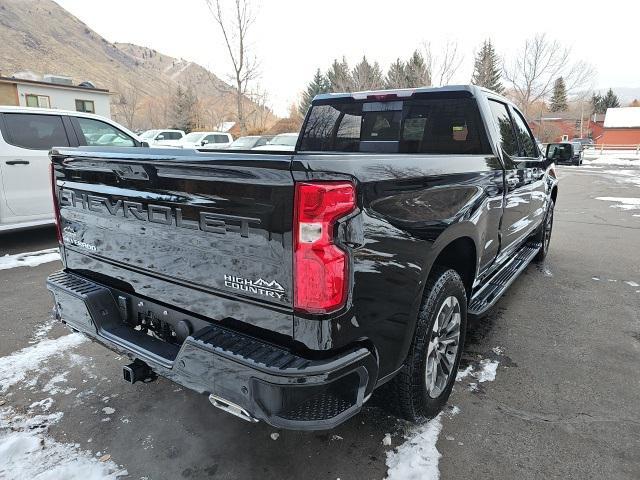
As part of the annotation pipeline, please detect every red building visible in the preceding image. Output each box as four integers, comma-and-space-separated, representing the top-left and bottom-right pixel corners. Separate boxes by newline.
600, 108, 640, 145
528, 112, 597, 142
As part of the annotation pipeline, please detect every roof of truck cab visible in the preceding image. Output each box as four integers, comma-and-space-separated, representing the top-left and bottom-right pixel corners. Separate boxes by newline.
312, 84, 502, 103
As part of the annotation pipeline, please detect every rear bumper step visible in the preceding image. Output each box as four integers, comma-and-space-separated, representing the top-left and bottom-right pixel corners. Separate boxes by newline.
47, 270, 376, 430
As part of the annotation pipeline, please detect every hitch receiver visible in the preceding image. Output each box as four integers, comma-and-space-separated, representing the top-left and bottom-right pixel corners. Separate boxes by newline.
123, 360, 153, 384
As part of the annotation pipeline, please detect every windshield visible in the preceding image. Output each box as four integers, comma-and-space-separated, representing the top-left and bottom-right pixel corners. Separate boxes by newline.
269, 135, 297, 146
230, 136, 258, 147
181, 132, 205, 142
140, 130, 158, 139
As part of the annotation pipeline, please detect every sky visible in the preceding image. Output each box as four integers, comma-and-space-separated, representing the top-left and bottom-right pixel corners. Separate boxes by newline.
55, 0, 640, 117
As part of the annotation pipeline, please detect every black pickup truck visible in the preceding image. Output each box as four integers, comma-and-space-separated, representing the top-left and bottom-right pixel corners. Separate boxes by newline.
47, 85, 558, 430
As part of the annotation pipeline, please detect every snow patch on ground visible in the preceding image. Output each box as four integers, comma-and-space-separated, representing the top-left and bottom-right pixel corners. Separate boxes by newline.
625, 281, 639, 287
0, 248, 60, 271
386, 355, 500, 480
0, 334, 87, 393
584, 154, 640, 167
473, 359, 499, 383
30, 318, 57, 344
385, 414, 443, 480
455, 365, 473, 381
595, 197, 640, 210
0, 407, 127, 480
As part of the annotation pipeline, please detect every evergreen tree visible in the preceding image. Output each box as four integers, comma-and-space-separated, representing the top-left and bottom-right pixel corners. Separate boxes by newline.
351, 56, 384, 91
470, 40, 503, 94
171, 85, 198, 133
298, 69, 330, 117
326, 57, 353, 92
385, 58, 408, 89
592, 89, 621, 113
549, 77, 568, 112
405, 50, 431, 87
602, 88, 621, 109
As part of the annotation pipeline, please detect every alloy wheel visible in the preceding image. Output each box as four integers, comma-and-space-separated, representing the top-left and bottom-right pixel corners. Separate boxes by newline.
425, 296, 462, 398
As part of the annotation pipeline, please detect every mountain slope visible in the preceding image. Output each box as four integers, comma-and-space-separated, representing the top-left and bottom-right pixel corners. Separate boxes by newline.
0, 0, 273, 130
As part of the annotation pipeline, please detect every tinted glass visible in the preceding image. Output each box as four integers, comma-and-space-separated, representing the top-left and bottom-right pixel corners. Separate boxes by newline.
511, 108, 538, 157
213, 134, 229, 143
76, 117, 135, 147
168, 132, 183, 140
3, 113, 69, 150
488, 101, 519, 157
299, 97, 490, 154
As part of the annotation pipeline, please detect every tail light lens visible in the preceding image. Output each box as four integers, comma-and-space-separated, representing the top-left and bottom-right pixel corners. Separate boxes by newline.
50, 163, 62, 244
294, 181, 356, 314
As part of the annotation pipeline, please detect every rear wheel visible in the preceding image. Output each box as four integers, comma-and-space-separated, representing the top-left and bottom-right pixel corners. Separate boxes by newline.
535, 198, 555, 262
389, 267, 467, 421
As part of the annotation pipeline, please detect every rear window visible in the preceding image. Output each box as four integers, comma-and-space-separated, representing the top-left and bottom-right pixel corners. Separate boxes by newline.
2, 113, 70, 150
299, 97, 490, 154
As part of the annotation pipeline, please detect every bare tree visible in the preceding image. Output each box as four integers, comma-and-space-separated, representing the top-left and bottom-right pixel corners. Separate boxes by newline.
503, 34, 595, 115
245, 84, 271, 133
423, 40, 464, 87
113, 82, 141, 130
206, 0, 259, 136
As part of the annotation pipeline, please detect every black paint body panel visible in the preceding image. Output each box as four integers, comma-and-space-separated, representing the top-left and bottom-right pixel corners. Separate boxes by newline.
49, 86, 557, 398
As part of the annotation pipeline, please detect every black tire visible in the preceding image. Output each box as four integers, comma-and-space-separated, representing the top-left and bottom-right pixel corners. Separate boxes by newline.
534, 198, 555, 262
389, 267, 467, 421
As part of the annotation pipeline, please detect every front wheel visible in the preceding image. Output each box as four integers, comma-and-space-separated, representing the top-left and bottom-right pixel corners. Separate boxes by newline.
389, 267, 467, 421
535, 198, 555, 262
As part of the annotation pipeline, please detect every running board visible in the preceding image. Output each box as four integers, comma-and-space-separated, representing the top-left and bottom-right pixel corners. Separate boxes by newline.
468, 242, 542, 316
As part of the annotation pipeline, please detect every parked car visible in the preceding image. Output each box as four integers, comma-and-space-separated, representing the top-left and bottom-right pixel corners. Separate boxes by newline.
252, 132, 298, 151
177, 131, 233, 150
570, 137, 594, 148
139, 129, 185, 147
548, 142, 582, 166
47, 85, 557, 430
227, 135, 273, 150
0, 106, 145, 233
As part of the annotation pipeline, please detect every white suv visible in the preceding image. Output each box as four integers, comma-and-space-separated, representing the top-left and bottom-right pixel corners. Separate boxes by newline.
139, 129, 185, 147
0, 106, 143, 233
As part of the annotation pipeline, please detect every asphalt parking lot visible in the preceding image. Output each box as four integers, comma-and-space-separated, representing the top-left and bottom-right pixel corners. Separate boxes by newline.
1, 160, 639, 480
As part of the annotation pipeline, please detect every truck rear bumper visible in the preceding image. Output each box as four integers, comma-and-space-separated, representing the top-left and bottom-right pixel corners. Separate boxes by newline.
47, 270, 377, 430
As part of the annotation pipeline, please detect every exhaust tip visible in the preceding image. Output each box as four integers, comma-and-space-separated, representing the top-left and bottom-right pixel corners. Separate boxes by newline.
209, 394, 258, 423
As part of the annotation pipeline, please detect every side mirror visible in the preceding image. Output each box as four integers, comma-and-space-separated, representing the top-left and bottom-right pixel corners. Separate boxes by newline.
140, 141, 150, 148
156, 134, 165, 141
546, 143, 573, 161
201, 140, 209, 146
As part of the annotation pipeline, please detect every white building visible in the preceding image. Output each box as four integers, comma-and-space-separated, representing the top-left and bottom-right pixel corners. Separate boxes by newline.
0, 73, 111, 117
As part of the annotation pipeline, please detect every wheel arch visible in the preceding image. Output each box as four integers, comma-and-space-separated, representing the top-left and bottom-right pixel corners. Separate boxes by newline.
386, 225, 480, 381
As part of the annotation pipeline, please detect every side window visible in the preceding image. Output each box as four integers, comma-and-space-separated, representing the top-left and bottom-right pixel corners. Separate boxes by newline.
75, 99, 95, 113
3, 113, 69, 150
510, 108, 538, 157
168, 132, 183, 140
26, 94, 50, 108
76, 117, 135, 147
213, 134, 229, 143
488, 101, 519, 157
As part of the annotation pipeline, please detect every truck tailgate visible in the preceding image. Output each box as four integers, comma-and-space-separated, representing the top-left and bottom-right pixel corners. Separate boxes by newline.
51, 147, 295, 336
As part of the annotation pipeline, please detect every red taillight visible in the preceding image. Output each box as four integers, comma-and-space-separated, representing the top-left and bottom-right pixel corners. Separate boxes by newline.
293, 181, 356, 314
50, 163, 62, 244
